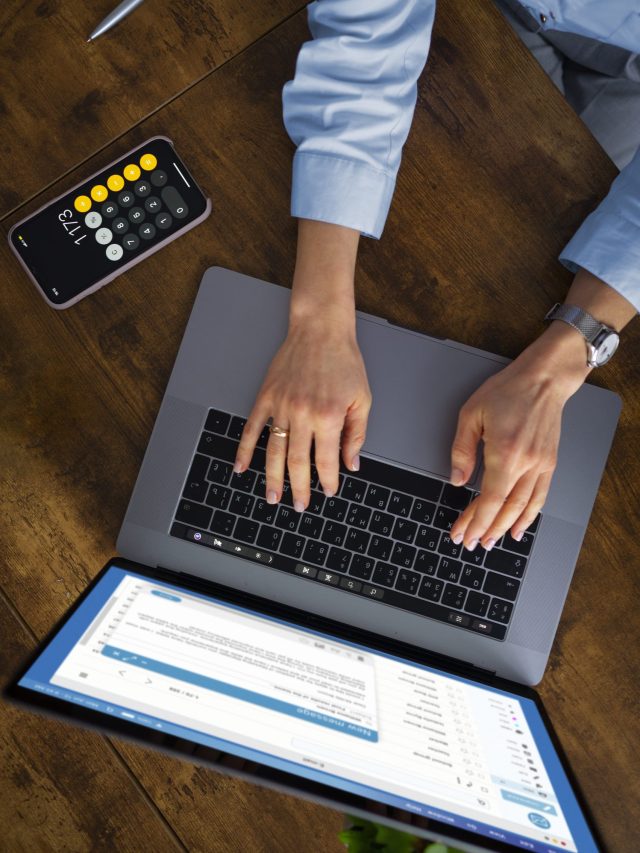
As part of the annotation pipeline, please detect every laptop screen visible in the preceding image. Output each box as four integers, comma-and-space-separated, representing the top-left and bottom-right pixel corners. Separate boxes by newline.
17, 564, 597, 853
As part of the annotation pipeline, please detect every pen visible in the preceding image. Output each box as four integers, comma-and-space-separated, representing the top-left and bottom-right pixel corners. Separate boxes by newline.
87, 0, 145, 42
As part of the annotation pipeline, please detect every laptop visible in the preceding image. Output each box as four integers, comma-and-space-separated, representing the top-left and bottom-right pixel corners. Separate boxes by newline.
9, 266, 615, 852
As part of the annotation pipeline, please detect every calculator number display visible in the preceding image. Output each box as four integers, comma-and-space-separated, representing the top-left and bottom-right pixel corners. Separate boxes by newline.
58, 209, 87, 246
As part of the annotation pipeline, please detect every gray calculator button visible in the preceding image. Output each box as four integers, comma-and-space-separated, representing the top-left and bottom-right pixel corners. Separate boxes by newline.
106, 243, 123, 262
123, 234, 140, 251
128, 206, 145, 224
95, 227, 112, 245
139, 223, 156, 240
144, 196, 161, 213
118, 190, 134, 208
85, 211, 102, 229
161, 186, 189, 219
112, 216, 129, 234
150, 169, 168, 187
101, 201, 118, 218
155, 212, 172, 230
134, 180, 151, 197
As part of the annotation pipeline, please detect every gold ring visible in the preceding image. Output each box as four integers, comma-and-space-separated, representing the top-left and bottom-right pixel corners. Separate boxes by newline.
269, 424, 290, 439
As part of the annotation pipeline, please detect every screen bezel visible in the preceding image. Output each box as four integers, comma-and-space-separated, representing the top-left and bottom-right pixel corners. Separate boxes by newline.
6, 557, 604, 852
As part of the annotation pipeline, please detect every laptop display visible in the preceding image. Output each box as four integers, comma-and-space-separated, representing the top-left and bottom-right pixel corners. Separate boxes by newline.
15, 564, 598, 853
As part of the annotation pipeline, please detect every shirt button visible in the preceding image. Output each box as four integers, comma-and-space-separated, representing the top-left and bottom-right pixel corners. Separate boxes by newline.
539, 13, 547, 23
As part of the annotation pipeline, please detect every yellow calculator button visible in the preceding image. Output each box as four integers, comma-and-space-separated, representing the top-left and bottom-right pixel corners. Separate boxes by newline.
139, 153, 157, 171
90, 184, 108, 202
107, 174, 124, 192
74, 195, 92, 212
124, 163, 141, 181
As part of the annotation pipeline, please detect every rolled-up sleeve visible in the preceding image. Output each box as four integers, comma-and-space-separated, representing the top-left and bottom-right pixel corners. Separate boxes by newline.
282, 0, 435, 239
560, 147, 640, 313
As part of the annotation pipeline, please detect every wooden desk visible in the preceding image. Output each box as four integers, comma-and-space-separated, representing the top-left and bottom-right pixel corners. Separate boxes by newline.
1, 1, 638, 850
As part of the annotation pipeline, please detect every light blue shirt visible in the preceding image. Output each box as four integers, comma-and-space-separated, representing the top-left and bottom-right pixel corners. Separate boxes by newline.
283, 0, 640, 312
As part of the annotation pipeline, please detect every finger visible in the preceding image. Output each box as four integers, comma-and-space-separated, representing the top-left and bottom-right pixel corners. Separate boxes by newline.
479, 468, 538, 547
510, 470, 553, 540
461, 461, 523, 550
265, 415, 290, 504
341, 399, 371, 473
450, 401, 482, 486
287, 420, 313, 512
235, 398, 271, 473
314, 416, 344, 497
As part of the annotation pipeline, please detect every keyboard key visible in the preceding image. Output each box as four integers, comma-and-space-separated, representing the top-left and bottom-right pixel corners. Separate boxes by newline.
460, 546, 485, 567
252, 499, 277, 525
527, 514, 541, 534
345, 528, 370, 554
438, 534, 462, 559
342, 477, 367, 503
182, 454, 209, 502
369, 511, 394, 536
395, 569, 420, 595
349, 555, 375, 580
205, 484, 231, 510
198, 432, 238, 462
357, 455, 443, 503
234, 518, 259, 544
317, 569, 340, 586
368, 535, 393, 561
205, 409, 231, 434
253, 473, 267, 497
302, 540, 329, 567
470, 618, 503, 637
389, 492, 412, 518
361, 584, 384, 601
227, 415, 247, 441
295, 563, 317, 579
484, 549, 526, 579
392, 518, 417, 544
410, 499, 436, 525
502, 530, 535, 556
415, 525, 440, 552
210, 510, 235, 537
339, 577, 362, 593
322, 522, 347, 547
208, 459, 233, 485
372, 562, 398, 587
299, 513, 324, 539
418, 577, 443, 601
230, 492, 254, 517
391, 543, 416, 569
232, 469, 256, 493
437, 557, 462, 583
440, 483, 473, 511
247, 445, 266, 472
256, 425, 270, 449
434, 505, 458, 531
442, 583, 467, 609
488, 598, 514, 623
415, 550, 439, 575
176, 500, 212, 529
280, 482, 294, 507
364, 484, 390, 511
324, 497, 348, 522
257, 526, 283, 551
483, 571, 520, 602
280, 533, 306, 559
308, 490, 325, 515
346, 504, 371, 529
465, 591, 490, 617
326, 547, 351, 573
275, 506, 299, 532
460, 564, 486, 590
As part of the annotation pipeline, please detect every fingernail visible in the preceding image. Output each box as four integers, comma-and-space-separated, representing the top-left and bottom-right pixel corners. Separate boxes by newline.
467, 538, 478, 552
452, 533, 463, 545
233, 461, 243, 474
351, 455, 360, 472
484, 538, 496, 551
324, 489, 334, 499
450, 467, 464, 486
294, 500, 305, 513
267, 490, 278, 505
512, 530, 523, 542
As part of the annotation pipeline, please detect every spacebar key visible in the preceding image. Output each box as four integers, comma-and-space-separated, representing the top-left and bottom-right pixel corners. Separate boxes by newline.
161, 185, 189, 219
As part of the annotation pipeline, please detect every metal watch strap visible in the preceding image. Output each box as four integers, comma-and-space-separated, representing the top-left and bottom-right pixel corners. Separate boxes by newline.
544, 303, 603, 343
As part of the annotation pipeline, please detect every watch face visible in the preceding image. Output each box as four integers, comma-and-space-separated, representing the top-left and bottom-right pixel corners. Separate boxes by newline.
595, 332, 619, 366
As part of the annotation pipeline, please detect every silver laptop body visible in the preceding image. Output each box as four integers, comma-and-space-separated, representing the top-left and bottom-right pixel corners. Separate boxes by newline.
117, 266, 621, 685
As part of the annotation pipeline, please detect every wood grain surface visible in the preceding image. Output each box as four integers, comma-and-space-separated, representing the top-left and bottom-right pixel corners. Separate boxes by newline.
1, 0, 638, 850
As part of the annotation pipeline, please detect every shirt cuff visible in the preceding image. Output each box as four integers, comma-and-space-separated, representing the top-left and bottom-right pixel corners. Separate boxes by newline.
559, 211, 640, 313
290, 151, 396, 239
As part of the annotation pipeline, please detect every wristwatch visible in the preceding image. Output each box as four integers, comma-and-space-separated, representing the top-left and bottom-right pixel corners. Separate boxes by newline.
544, 303, 620, 367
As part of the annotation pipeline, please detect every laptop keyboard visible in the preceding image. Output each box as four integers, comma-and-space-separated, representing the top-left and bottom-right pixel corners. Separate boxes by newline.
170, 408, 541, 642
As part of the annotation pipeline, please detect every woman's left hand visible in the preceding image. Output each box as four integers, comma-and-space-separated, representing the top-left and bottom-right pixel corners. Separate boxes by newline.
449, 323, 591, 551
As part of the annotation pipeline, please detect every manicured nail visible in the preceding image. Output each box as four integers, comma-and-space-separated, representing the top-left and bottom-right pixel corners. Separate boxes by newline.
267, 490, 278, 505
467, 538, 478, 552
324, 489, 335, 499
452, 533, 463, 545
233, 461, 243, 474
351, 455, 360, 472
512, 530, 523, 542
294, 500, 305, 513
484, 538, 496, 551
450, 467, 464, 486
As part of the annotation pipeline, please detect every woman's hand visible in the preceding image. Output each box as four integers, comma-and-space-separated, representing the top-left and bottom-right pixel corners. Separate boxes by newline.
449, 322, 592, 550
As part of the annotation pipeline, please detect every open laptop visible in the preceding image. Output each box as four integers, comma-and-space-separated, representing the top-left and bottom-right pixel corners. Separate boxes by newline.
9, 266, 615, 852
